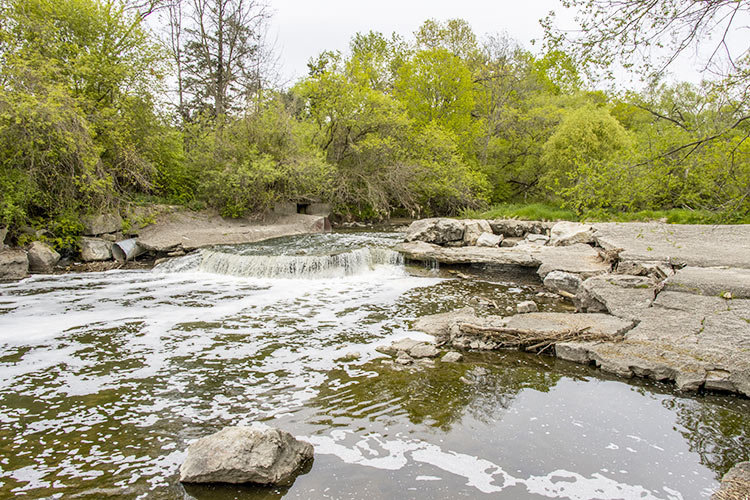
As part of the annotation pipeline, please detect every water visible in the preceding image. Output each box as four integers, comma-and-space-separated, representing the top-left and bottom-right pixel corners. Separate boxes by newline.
0, 232, 747, 499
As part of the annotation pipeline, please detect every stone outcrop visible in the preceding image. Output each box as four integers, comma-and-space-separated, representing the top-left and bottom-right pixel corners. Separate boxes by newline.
27, 241, 60, 273
82, 213, 123, 236
489, 219, 551, 237
549, 221, 595, 246
80, 237, 113, 262
0, 226, 7, 249
592, 222, 750, 269
712, 461, 750, 500
404, 218, 465, 245
179, 426, 313, 485
0, 248, 28, 280
413, 307, 634, 351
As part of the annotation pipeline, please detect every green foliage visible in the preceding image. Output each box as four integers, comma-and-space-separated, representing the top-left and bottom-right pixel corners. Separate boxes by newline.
462, 203, 578, 222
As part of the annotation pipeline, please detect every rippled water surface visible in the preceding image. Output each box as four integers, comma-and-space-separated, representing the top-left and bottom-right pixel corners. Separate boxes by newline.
0, 232, 747, 499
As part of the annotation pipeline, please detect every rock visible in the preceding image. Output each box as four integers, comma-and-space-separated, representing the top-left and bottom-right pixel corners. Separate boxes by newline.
395, 352, 413, 365
543, 271, 583, 298
712, 461, 750, 500
489, 219, 551, 237
549, 221, 595, 246
500, 237, 522, 247
441, 351, 463, 363
516, 301, 538, 313
82, 212, 123, 236
0, 248, 29, 280
80, 237, 113, 262
395, 241, 539, 267
575, 274, 654, 319
475, 232, 503, 247
592, 222, 750, 269
27, 241, 60, 273
376, 338, 422, 356
179, 426, 313, 485
408, 342, 440, 358
462, 220, 493, 245
137, 211, 328, 253
0, 226, 6, 249
535, 244, 610, 279
664, 266, 750, 299
615, 260, 672, 279
412, 307, 479, 344
404, 218, 465, 245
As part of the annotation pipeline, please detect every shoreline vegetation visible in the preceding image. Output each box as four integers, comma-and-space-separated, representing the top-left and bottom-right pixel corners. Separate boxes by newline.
1, 1, 749, 257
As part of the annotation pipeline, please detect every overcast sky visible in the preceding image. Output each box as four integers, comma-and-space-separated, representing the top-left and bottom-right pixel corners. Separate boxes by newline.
268, 0, 567, 85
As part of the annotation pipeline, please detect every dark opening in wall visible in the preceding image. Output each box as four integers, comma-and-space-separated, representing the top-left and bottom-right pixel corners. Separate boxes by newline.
297, 203, 310, 214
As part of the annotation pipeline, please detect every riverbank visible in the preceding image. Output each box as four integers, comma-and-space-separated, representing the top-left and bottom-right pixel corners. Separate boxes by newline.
397, 218, 750, 397
0, 206, 330, 280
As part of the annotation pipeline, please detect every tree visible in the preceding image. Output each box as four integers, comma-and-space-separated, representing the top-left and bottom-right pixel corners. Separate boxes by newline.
179, 0, 271, 120
543, 0, 750, 91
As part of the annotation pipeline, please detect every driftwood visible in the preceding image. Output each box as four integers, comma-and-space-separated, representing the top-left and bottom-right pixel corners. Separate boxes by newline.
458, 323, 620, 354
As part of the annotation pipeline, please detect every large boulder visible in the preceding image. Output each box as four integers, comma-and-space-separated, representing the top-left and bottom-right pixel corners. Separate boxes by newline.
549, 221, 595, 246
179, 426, 313, 485
80, 237, 113, 262
712, 461, 750, 500
27, 241, 60, 273
404, 218, 465, 245
0, 248, 28, 280
82, 213, 123, 236
462, 220, 492, 245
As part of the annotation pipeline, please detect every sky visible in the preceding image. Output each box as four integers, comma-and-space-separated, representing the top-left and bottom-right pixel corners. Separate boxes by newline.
268, 0, 567, 85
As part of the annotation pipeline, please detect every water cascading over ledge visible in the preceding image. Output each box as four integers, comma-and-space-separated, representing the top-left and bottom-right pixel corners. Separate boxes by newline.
156, 246, 405, 279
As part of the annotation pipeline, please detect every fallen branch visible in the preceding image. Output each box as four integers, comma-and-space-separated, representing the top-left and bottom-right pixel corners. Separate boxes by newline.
458, 323, 619, 352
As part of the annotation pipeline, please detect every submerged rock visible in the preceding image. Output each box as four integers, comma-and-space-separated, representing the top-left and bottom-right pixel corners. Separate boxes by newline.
27, 241, 60, 273
516, 301, 538, 313
179, 426, 313, 485
0, 248, 28, 280
404, 218, 465, 245
441, 351, 463, 363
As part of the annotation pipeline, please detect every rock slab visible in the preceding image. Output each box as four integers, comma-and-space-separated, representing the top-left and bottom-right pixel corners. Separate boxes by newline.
180, 427, 313, 485
404, 218, 465, 245
82, 213, 123, 236
80, 237, 113, 262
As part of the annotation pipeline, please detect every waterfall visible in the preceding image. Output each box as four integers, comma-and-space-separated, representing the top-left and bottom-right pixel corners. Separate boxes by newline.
156, 247, 404, 279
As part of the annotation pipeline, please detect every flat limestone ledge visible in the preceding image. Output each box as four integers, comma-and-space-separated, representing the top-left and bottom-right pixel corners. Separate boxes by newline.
665, 266, 750, 299
137, 211, 329, 252
557, 291, 750, 396
412, 307, 634, 350
395, 241, 610, 278
592, 222, 750, 269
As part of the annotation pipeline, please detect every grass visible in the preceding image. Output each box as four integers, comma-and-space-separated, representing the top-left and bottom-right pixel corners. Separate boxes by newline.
461, 203, 750, 224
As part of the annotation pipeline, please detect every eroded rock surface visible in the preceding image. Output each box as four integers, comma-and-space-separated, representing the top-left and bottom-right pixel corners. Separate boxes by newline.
404, 218, 465, 245
80, 237, 113, 262
712, 461, 750, 500
665, 266, 750, 298
179, 427, 313, 485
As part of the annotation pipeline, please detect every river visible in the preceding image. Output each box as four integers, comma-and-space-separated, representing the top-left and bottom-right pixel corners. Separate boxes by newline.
0, 232, 747, 499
